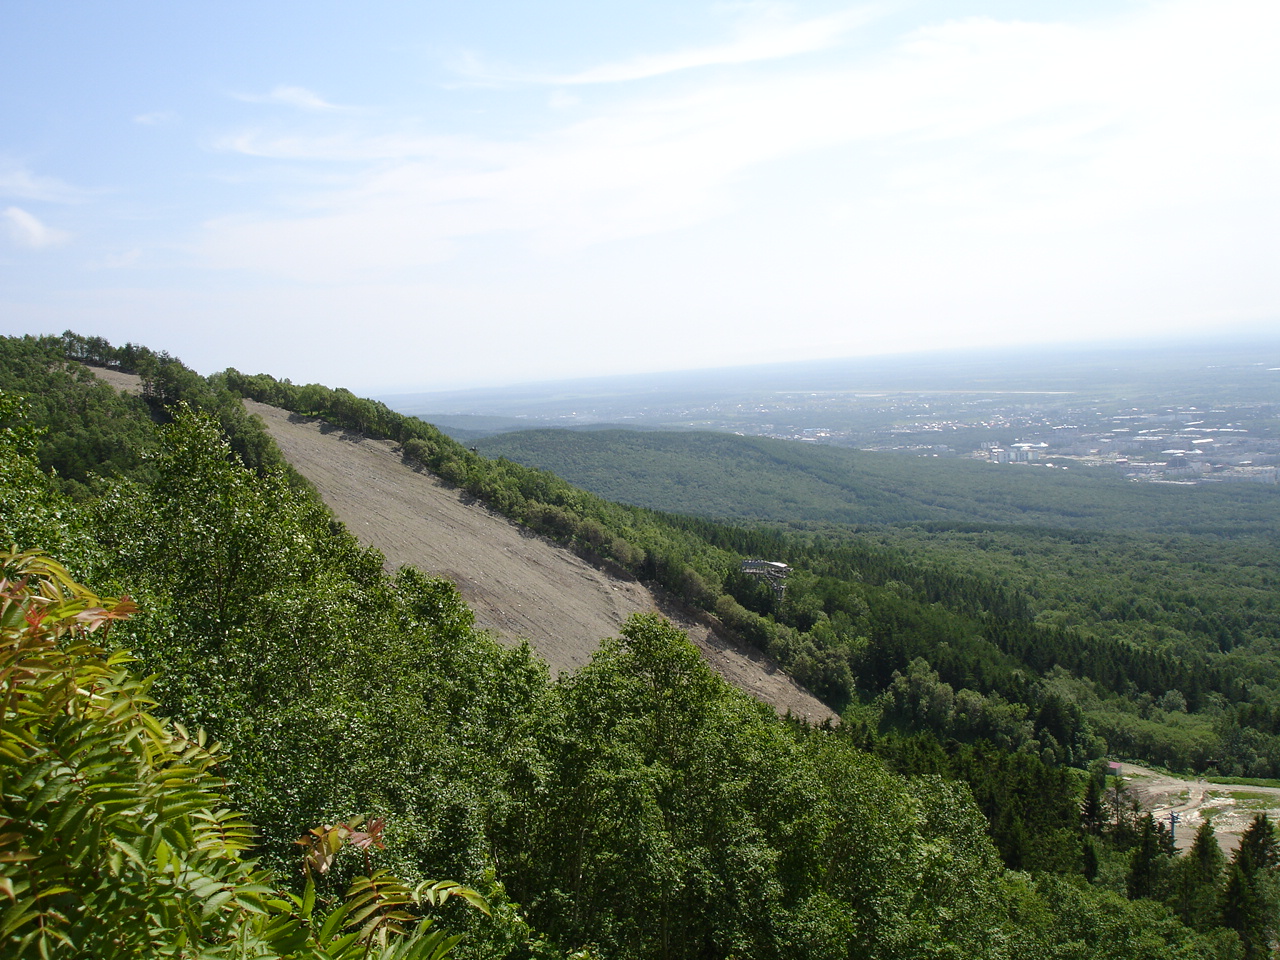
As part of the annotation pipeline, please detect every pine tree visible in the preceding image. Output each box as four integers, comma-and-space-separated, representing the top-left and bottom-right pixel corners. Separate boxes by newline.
1081, 768, 1106, 835
1236, 813, 1279, 876
1082, 836, 1100, 883
1174, 820, 1224, 930
1221, 814, 1279, 959
1127, 814, 1169, 900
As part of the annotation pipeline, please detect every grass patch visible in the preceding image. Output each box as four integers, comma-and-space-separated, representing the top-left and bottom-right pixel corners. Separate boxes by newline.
1207, 776, 1280, 789
1225, 792, 1279, 809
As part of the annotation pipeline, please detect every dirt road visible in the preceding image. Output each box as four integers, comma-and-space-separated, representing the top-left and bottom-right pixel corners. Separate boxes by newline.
1115, 763, 1280, 854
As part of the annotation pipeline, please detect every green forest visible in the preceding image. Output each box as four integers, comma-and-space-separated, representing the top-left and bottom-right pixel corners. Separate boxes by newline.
476, 427, 1280, 533
477, 427, 1280, 776
2, 331, 1279, 958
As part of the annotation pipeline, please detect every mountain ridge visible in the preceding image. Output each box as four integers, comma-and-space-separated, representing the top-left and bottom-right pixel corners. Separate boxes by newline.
93, 367, 832, 720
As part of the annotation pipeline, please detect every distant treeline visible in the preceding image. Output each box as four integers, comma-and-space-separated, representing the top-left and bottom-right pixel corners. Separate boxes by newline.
476, 426, 1280, 535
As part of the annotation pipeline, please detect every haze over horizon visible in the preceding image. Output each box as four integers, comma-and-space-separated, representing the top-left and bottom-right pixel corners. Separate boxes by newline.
3, 1, 1277, 394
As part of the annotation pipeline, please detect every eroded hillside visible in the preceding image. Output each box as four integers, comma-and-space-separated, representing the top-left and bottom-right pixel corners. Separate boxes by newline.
245, 400, 832, 720
92, 364, 829, 719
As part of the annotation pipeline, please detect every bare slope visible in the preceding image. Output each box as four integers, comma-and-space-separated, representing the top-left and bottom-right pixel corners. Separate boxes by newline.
245, 399, 834, 721
93, 367, 829, 718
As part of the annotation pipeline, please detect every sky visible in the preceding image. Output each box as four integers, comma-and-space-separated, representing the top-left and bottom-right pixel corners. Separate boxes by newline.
2, 0, 1277, 393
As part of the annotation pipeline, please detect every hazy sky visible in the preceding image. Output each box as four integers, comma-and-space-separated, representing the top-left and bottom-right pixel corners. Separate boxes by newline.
2, 1, 1277, 392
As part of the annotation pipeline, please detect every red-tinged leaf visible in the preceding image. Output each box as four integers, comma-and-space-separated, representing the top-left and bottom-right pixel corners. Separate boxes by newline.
349, 816, 386, 851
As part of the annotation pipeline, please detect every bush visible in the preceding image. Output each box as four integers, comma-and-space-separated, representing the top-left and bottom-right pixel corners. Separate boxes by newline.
0, 549, 491, 960
0, 549, 262, 958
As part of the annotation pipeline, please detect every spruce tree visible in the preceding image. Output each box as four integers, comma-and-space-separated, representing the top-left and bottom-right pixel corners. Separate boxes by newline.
1174, 820, 1224, 930
1081, 768, 1106, 835
1221, 814, 1279, 959
1127, 814, 1170, 900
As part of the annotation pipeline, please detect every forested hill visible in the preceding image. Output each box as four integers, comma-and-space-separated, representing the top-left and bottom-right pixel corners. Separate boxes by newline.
473, 424, 1280, 773
474, 427, 1280, 534
1, 330, 1278, 958
6, 331, 1280, 779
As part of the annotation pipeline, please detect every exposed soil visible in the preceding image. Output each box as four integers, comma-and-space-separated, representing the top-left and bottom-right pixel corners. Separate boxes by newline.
1116, 763, 1280, 854
246, 400, 834, 720
250, 401, 834, 718
95, 367, 831, 718
92, 367, 147, 393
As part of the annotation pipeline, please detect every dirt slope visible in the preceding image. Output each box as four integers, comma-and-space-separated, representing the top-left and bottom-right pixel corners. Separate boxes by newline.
244, 401, 833, 720
95, 369, 829, 717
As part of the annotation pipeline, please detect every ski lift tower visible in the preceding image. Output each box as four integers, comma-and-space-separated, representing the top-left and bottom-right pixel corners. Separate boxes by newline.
741, 559, 790, 600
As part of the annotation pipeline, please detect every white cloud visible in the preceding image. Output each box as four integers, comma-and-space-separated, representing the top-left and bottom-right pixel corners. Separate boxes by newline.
96, 248, 143, 268
3, 206, 71, 248
134, 111, 177, 126
548, 90, 581, 111
236, 85, 347, 111
200, 0, 1279, 311
541, 8, 877, 84
450, 6, 877, 88
0, 163, 84, 203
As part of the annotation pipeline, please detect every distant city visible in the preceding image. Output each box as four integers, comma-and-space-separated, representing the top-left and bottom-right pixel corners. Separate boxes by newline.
716, 395, 1279, 485
383, 340, 1280, 486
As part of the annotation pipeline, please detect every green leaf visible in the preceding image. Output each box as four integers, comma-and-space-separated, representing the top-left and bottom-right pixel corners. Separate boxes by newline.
302, 874, 316, 920
316, 900, 352, 944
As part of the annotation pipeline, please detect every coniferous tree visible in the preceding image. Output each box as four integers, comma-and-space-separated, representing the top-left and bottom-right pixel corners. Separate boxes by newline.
1127, 814, 1172, 900
1174, 820, 1225, 931
1221, 814, 1279, 959
1082, 836, 1100, 883
1081, 766, 1107, 835
1236, 813, 1279, 876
